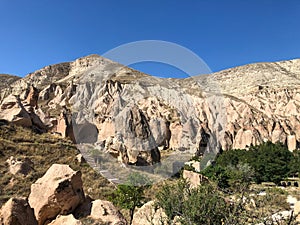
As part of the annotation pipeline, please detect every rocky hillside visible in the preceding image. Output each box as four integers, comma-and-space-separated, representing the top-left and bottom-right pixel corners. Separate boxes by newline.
0, 122, 114, 206
0, 74, 20, 88
0, 74, 21, 103
0, 55, 299, 177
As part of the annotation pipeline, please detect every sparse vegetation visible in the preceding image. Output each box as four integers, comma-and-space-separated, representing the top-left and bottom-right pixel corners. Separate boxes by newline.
0, 123, 114, 206
0, 123, 299, 224
155, 178, 298, 225
156, 179, 229, 225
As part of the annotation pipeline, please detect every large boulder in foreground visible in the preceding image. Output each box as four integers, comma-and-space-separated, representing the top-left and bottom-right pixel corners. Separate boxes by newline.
48, 215, 82, 225
0, 197, 37, 225
295, 201, 300, 222
28, 164, 85, 225
90, 199, 127, 225
132, 200, 168, 225
73, 196, 127, 224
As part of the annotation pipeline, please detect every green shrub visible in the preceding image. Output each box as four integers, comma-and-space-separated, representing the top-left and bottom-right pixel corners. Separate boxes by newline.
202, 142, 295, 187
110, 172, 150, 224
155, 179, 229, 225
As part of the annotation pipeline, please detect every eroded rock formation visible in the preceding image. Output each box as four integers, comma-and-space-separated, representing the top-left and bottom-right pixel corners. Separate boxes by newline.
0, 164, 126, 225
1, 55, 300, 167
89, 200, 127, 225
6, 156, 33, 176
28, 164, 85, 225
0, 197, 37, 225
132, 200, 171, 225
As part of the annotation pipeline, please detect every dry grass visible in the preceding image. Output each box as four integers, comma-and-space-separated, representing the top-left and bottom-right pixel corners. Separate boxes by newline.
0, 123, 115, 207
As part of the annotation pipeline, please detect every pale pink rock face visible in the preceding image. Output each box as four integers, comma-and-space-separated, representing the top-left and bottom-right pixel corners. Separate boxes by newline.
28, 164, 85, 225
90, 200, 127, 225
0, 55, 300, 169
0, 197, 37, 225
48, 215, 82, 225
6, 156, 33, 176
294, 201, 300, 222
182, 170, 208, 189
132, 200, 168, 225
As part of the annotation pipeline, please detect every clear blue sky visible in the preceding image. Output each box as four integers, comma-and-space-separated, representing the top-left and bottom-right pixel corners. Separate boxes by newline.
0, 0, 299, 78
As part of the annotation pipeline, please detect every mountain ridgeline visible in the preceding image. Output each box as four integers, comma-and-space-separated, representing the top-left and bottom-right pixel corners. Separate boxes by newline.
0, 55, 300, 167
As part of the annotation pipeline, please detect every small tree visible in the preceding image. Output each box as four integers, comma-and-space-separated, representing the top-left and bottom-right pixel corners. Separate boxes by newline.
110, 172, 150, 225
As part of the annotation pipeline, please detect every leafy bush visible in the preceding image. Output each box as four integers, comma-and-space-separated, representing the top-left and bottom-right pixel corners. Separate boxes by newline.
110, 172, 150, 224
247, 142, 293, 184
202, 142, 295, 187
155, 179, 298, 225
155, 179, 229, 225
201, 165, 230, 189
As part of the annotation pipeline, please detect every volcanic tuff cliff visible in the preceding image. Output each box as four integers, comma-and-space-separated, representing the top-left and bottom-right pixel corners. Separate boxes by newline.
0, 55, 299, 166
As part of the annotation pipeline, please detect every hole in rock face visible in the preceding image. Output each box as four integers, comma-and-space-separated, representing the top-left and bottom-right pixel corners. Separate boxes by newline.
73, 122, 99, 144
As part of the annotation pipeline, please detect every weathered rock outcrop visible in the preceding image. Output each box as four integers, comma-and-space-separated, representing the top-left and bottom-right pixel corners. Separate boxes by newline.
28, 164, 85, 225
0, 95, 32, 127
25, 85, 39, 108
72, 196, 127, 224
0, 163, 127, 225
295, 201, 300, 222
0, 87, 47, 132
0, 74, 21, 104
1, 55, 300, 167
0, 197, 37, 225
132, 200, 168, 225
182, 170, 208, 188
90, 200, 127, 225
6, 156, 33, 176
48, 215, 82, 225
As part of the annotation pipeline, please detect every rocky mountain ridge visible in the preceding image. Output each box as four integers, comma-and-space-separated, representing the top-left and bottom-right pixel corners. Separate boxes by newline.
0, 55, 299, 170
